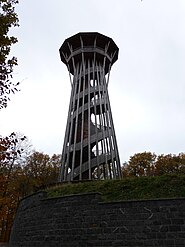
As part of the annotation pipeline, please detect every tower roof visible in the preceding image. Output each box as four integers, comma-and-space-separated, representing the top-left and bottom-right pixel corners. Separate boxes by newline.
59, 32, 119, 75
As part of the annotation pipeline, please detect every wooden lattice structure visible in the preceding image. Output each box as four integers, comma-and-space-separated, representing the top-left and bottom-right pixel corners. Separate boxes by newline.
59, 32, 121, 181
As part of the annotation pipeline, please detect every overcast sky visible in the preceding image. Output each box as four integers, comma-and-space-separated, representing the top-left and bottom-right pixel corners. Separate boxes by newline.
1, 0, 185, 163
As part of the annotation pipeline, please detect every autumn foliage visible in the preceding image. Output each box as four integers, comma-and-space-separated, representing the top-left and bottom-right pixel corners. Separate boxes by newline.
0, 0, 20, 109
0, 133, 61, 242
122, 152, 185, 177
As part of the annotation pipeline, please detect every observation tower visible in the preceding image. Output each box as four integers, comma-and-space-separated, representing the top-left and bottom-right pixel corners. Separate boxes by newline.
59, 32, 121, 181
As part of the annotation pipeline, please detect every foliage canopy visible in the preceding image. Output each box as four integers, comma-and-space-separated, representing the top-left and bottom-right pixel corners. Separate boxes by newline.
0, 0, 19, 109
0, 132, 61, 242
122, 152, 185, 177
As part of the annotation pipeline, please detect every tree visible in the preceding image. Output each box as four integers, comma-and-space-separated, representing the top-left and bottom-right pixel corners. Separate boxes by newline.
122, 152, 157, 177
0, 135, 61, 242
23, 152, 61, 192
155, 153, 185, 176
0, 132, 28, 242
0, 0, 19, 109
122, 152, 185, 177
0, 0, 20, 236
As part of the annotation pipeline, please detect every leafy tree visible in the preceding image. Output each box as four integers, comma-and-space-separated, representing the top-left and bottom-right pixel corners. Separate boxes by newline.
0, 132, 27, 181
121, 162, 130, 177
155, 153, 185, 176
0, 1, 21, 239
123, 152, 157, 177
0, 132, 27, 242
0, 138, 61, 242
0, 0, 19, 109
23, 152, 61, 192
122, 152, 185, 177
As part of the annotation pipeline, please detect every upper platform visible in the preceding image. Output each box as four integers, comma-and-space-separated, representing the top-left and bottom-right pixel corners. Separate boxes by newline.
59, 32, 119, 75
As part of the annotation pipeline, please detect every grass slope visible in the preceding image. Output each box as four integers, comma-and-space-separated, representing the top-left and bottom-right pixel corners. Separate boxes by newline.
46, 174, 185, 202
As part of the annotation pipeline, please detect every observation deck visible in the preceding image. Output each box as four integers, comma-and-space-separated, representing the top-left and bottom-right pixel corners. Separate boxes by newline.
59, 32, 119, 75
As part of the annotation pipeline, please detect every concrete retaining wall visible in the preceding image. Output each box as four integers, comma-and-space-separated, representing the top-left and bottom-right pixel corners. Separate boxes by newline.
9, 192, 185, 247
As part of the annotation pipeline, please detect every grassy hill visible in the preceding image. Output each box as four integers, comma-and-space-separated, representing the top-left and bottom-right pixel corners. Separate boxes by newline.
46, 174, 185, 202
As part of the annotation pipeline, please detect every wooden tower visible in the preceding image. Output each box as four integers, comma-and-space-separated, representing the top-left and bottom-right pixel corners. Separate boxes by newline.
59, 32, 121, 181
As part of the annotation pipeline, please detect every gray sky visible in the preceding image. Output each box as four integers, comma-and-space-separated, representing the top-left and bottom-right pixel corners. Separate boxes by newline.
1, 0, 185, 163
